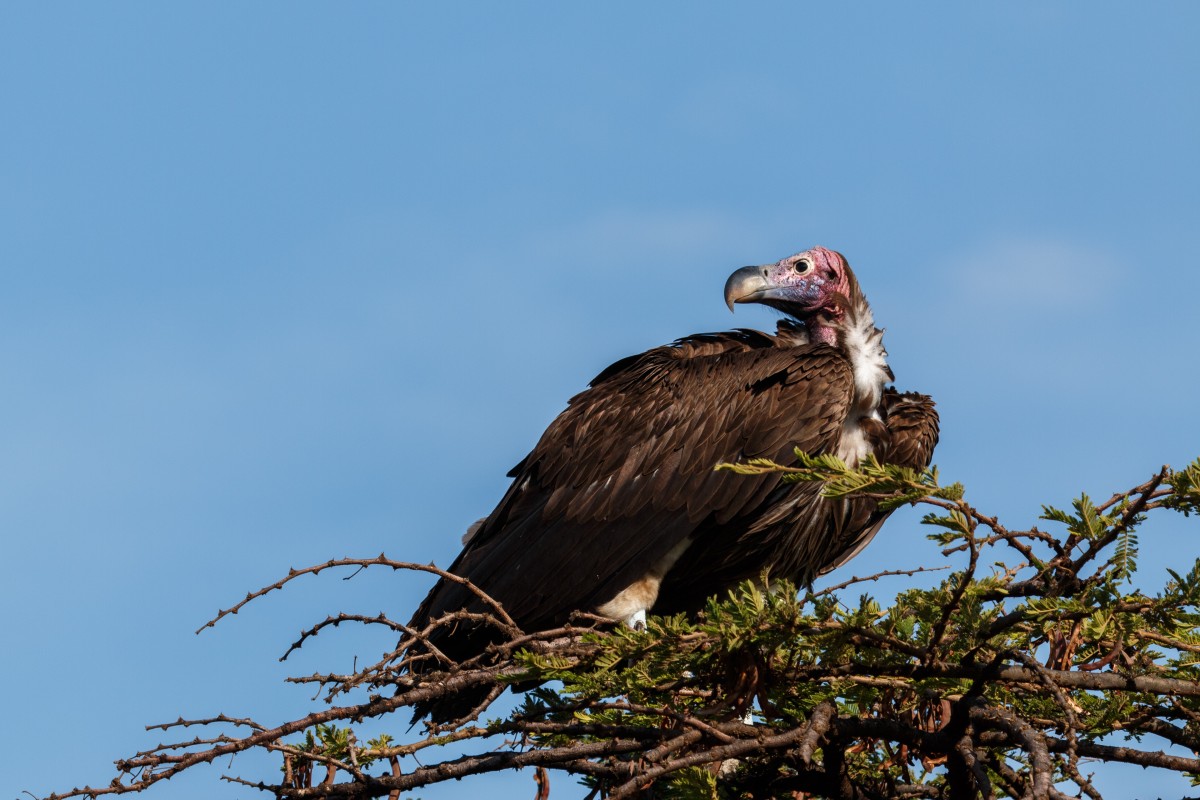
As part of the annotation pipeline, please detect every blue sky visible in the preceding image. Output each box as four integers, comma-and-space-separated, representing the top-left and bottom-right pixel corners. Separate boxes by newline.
4, 4, 1199, 798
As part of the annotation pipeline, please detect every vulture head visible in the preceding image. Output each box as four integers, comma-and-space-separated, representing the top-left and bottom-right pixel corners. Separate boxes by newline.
724, 246, 865, 346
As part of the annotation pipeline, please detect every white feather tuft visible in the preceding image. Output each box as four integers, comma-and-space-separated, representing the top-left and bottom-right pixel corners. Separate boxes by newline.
837, 301, 891, 465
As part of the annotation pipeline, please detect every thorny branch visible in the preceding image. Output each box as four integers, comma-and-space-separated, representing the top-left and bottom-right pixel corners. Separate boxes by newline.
42, 457, 1200, 800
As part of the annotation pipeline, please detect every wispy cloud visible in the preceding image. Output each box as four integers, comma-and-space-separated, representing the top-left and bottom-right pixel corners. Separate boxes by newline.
940, 237, 1120, 314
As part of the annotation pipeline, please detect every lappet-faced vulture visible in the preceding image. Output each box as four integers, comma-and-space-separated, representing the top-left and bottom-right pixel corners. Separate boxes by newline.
407, 247, 938, 714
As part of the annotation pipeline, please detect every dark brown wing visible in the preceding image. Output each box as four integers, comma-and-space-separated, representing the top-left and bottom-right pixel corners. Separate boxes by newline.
814, 388, 941, 577
879, 389, 940, 471
657, 390, 939, 609
409, 330, 854, 658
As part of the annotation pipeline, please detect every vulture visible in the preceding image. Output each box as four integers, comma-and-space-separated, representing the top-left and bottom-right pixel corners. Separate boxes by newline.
406, 246, 938, 711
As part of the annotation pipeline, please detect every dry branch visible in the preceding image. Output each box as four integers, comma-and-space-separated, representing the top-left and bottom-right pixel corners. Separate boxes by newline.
42, 458, 1200, 800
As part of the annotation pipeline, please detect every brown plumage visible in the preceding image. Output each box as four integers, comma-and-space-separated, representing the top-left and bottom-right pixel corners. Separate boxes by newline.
406, 247, 938, 717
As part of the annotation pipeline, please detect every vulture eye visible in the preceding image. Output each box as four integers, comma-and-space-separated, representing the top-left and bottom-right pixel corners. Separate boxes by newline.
793, 259, 812, 274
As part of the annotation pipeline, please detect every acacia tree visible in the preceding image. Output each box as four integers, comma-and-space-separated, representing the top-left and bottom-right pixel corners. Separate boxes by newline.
47, 455, 1200, 800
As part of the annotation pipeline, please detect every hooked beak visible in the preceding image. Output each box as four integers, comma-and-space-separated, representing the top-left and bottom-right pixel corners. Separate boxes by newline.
723, 265, 774, 312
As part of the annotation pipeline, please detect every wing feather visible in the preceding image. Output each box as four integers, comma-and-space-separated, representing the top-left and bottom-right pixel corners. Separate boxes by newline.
813, 388, 942, 577
411, 332, 855, 649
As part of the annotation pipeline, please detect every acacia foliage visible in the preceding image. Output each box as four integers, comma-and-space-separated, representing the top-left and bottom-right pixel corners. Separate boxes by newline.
47, 455, 1200, 800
